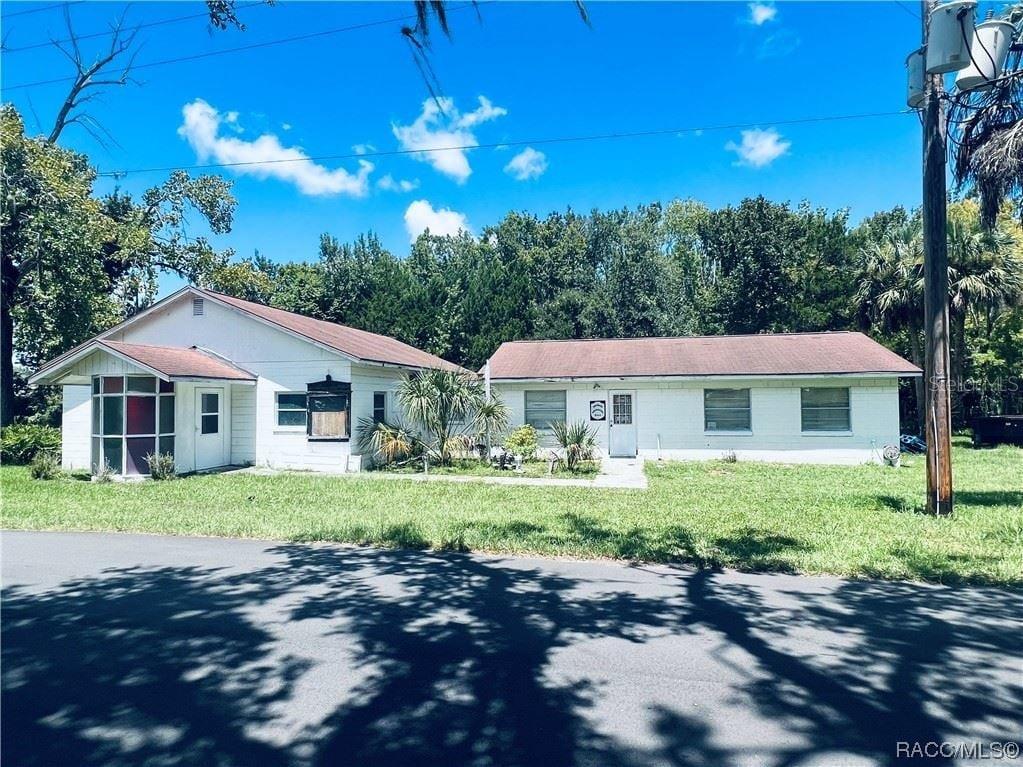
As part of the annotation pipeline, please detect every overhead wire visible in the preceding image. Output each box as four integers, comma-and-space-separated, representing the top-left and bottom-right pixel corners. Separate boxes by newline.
94, 110, 913, 178
4, 3, 478, 91
3, 1, 267, 54
3, 1, 82, 19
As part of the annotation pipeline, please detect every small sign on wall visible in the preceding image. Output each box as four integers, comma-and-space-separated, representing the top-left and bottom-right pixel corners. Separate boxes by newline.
589, 400, 606, 421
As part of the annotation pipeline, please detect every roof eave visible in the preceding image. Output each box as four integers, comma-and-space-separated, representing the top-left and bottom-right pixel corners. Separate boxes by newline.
489, 370, 921, 382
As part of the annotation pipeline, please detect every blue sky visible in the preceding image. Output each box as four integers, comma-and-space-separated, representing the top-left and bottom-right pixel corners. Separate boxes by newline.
3, 1, 952, 292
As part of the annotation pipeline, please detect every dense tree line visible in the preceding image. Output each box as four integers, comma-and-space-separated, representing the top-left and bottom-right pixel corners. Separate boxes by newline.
3, 102, 1021, 431
210, 199, 862, 366
208, 198, 1022, 430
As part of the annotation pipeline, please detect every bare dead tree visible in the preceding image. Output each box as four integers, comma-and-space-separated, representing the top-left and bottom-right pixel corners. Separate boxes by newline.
47, 8, 140, 146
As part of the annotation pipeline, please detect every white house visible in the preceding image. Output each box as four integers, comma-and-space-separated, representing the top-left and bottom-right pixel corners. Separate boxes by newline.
29, 286, 463, 476
483, 334, 921, 465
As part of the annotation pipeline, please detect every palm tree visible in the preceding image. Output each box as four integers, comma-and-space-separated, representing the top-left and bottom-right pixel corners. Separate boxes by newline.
946, 206, 1023, 418
855, 220, 925, 431
398, 369, 484, 465
472, 395, 509, 458
550, 420, 599, 472
357, 419, 423, 467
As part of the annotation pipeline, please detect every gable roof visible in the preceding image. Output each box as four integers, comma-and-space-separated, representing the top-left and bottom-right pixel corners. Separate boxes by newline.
486, 332, 921, 380
29, 340, 257, 384
101, 341, 257, 381
192, 288, 464, 372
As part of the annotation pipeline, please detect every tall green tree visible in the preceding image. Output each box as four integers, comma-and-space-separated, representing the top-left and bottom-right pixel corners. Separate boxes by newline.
1, 105, 236, 425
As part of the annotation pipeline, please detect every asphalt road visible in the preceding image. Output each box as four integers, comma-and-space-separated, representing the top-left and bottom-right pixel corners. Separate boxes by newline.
2, 531, 1020, 767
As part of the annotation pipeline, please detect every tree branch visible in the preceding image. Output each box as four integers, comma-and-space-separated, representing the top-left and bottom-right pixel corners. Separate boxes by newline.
47, 8, 139, 144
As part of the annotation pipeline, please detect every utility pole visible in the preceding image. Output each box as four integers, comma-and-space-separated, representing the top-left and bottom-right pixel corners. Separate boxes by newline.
920, 0, 954, 516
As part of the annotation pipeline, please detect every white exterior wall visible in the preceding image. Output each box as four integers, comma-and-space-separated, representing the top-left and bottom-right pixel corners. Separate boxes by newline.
61, 384, 91, 471
493, 376, 903, 465
231, 385, 256, 465
98, 294, 415, 472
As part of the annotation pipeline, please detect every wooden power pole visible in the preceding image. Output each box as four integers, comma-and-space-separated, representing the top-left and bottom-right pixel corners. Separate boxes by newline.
921, 0, 954, 516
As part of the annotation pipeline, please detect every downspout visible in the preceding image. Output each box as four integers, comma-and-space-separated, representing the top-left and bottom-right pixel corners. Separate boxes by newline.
484, 359, 491, 400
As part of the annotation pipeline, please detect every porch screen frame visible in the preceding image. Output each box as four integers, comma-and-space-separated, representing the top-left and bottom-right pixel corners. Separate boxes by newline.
90, 375, 175, 475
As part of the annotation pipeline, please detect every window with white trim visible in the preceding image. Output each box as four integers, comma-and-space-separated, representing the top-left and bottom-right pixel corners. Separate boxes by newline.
704, 388, 751, 432
524, 390, 566, 432
373, 391, 387, 424
801, 387, 851, 431
90, 375, 175, 475
276, 392, 308, 427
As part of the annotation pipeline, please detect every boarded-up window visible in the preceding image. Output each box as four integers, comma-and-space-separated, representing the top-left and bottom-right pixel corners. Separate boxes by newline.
801, 387, 851, 431
525, 390, 566, 432
306, 377, 351, 441
704, 389, 751, 432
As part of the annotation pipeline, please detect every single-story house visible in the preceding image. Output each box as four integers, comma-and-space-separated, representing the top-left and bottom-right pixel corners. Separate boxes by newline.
483, 333, 921, 465
29, 286, 463, 476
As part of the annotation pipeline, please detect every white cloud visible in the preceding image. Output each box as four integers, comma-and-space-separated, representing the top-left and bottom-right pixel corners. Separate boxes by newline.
377, 174, 420, 193
392, 96, 507, 183
281, 123, 292, 131
178, 99, 372, 197
747, 2, 777, 25
725, 128, 790, 168
353, 143, 375, 155
404, 200, 470, 241
503, 147, 548, 181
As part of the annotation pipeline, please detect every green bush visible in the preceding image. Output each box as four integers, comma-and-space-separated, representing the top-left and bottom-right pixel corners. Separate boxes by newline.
1, 424, 61, 465
29, 451, 62, 480
504, 425, 539, 461
145, 451, 176, 480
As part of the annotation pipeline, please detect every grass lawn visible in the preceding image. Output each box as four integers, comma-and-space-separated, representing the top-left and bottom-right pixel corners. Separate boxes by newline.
3, 439, 1020, 585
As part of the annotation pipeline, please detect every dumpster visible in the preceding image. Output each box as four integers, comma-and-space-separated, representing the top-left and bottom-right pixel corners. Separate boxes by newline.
972, 415, 1023, 447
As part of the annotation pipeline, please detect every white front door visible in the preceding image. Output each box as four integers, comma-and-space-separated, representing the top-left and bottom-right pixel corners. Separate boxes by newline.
608, 391, 637, 457
194, 387, 225, 470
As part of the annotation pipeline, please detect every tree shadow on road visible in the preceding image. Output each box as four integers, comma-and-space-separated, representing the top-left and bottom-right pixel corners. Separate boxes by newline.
3, 542, 1021, 766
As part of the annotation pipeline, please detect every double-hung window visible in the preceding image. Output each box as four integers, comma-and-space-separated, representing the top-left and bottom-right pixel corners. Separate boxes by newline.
373, 391, 387, 424
801, 387, 851, 432
704, 388, 752, 432
524, 390, 567, 433
276, 393, 308, 428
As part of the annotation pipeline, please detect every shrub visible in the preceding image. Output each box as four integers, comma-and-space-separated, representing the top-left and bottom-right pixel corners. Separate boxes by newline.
550, 420, 599, 471
357, 418, 424, 467
1, 424, 61, 465
503, 425, 539, 461
29, 451, 62, 480
146, 451, 176, 480
94, 460, 116, 483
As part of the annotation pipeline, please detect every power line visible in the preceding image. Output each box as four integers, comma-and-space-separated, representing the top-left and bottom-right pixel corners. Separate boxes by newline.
4, 4, 475, 91
3, 1, 81, 19
96, 109, 913, 178
4, 1, 267, 54
894, 2, 921, 20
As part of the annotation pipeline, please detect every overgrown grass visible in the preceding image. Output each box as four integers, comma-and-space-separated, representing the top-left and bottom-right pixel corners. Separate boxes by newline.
3, 440, 1020, 584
